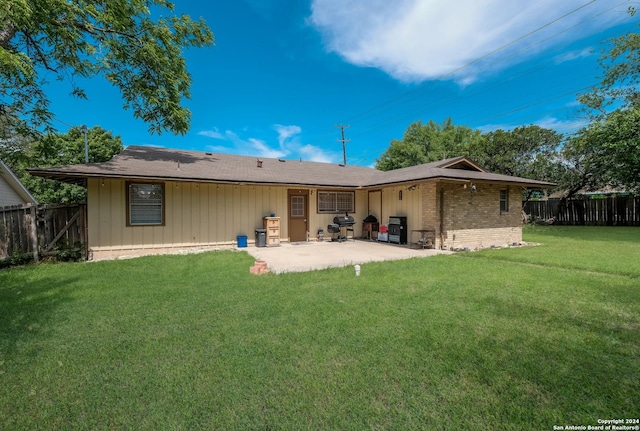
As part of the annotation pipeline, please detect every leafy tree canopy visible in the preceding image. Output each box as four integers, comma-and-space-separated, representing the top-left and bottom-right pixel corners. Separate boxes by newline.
1, 125, 123, 204
376, 118, 482, 171
466, 125, 564, 181
566, 11, 640, 197
0, 0, 214, 135
579, 16, 640, 115
563, 108, 640, 194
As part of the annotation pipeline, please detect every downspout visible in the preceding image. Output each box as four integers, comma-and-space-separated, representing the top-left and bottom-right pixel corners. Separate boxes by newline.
439, 188, 445, 249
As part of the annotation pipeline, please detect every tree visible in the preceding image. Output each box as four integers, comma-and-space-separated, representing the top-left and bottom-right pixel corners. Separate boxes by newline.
1, 126, 123, 204
1, 1, 214, 135
375, 138, 428, 171
466, 125, 564, 181
376, 119, 482, 170
567, 12, 640, 196
563, 108, 640, 194
579, 23, 640, 115
0, 107, 34, 167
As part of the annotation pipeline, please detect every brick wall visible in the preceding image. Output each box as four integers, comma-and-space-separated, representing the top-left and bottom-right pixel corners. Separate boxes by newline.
421, 182, 438, 229
422, 181, 522, 250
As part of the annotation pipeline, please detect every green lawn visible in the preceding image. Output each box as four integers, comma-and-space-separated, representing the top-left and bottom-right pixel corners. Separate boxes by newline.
1, 226, 638, 430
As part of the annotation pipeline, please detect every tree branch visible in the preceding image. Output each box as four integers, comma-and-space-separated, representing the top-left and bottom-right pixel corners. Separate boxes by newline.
54, 19, 145, 42
23, 31, 57, 72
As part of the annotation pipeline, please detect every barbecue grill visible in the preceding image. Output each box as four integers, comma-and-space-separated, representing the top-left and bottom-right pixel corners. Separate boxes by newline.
327, 213, 355, 242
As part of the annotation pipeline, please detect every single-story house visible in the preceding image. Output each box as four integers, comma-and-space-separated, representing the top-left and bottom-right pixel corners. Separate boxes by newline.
1, 160, 38, 209
28, 146, 554, 260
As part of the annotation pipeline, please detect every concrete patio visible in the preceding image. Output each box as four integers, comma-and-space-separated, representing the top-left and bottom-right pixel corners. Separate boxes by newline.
244, 239, 453, 274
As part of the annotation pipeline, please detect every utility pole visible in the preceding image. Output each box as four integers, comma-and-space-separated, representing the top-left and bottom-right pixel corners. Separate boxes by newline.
336, 124, 350, 165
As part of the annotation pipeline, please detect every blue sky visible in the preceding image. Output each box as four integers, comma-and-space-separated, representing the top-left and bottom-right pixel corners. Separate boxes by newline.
45, 0, 636, 166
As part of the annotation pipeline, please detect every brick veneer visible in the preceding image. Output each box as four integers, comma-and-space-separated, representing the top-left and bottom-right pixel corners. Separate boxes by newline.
422, 181, 522, 250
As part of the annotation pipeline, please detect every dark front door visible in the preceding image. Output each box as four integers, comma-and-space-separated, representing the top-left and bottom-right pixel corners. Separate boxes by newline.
288, 191, 308, 242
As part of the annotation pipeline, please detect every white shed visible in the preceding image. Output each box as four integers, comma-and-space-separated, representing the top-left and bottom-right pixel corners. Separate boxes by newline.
0, 160, 38, 208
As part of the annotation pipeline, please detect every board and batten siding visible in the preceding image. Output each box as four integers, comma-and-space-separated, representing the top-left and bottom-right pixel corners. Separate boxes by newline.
379, 184, 425, 231
309, 189, 369, 239
86, 177, 524, 257
87, 178, 288, 258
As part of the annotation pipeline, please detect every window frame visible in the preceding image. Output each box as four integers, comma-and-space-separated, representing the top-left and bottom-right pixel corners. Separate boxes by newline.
290, 195, 305, 218
126, 182, 165, 226
317, 190, 355, 214
499, 189, 509, 213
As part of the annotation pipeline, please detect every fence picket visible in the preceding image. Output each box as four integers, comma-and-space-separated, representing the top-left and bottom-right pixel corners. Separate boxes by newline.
524, 196, 640, 226
0, 204, 87, 263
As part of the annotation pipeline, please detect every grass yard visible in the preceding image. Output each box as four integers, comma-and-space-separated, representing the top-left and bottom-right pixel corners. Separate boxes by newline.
1, 226, 639, 430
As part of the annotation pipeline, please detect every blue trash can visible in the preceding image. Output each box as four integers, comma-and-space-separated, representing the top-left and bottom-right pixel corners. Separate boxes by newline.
237, 235, 248, 248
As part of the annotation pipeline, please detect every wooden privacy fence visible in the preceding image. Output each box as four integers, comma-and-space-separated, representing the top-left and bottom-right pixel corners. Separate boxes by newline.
0, 204, 38, 262
0, 204, 87, 263
524, 196, 640, 226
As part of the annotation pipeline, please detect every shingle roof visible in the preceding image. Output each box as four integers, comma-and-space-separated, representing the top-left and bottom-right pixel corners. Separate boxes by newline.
27, 145, 555, 188
366, 161, 552, 187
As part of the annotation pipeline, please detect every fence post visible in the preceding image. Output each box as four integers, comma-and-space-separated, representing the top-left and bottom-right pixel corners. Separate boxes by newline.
28, 204, 39, 261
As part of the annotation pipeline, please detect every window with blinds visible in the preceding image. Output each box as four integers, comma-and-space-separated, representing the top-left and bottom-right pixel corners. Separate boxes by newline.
317, 191, 354, 213
127, 183, 164, 226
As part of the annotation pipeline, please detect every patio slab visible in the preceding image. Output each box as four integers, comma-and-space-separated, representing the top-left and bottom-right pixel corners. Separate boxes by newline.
244, 239, 453, 274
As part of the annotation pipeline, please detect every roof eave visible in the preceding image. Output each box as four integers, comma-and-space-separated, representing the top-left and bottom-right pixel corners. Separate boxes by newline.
366, 175, 556, 189
26, 169, 363, 189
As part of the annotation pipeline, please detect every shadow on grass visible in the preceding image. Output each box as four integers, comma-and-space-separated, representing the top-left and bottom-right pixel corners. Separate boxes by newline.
0, 270, 79, 359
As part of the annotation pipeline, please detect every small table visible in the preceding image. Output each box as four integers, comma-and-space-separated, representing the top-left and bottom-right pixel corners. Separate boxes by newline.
410, 229, 436, 249
362, 222, 379, 240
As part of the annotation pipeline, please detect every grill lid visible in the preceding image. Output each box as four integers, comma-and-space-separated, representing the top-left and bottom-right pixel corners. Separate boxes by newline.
333, 215, 355, 225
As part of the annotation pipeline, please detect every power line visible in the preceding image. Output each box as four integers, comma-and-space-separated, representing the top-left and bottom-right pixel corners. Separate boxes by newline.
337, 0, 602, 130
307, 0, 633, 161
0, 96, 77, 130
304, 0, 624, 157
336, 1, 626, 164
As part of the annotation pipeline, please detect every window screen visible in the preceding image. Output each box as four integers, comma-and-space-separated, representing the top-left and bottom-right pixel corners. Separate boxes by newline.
317, 191, 354, 213
128, 183, 164, 225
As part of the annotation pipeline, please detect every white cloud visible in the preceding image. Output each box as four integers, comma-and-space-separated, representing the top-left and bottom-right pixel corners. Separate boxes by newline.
478, 116, 589, 134
309, 0, 629, 83
198, 128, 225, 139
249, 138, 288, 158
299, 144, 335, 163
554, 48, 594, 64
534, 116, 589, 133
475, 123, 512, 133
274, 124, 302, 148
199, 124, 342, 162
